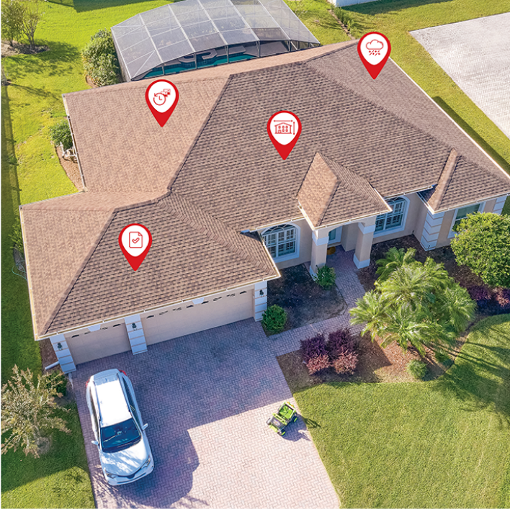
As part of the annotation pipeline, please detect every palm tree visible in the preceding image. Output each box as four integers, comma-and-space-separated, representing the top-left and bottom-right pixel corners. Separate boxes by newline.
350, 290, 388, 340
437, 284, 476, 335
375, 247, 417, 282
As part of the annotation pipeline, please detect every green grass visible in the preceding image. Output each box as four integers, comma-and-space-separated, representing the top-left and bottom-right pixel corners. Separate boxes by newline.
294, 314, 510, 508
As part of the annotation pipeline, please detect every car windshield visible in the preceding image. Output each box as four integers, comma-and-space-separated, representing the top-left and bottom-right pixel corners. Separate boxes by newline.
101, 418, 141, 453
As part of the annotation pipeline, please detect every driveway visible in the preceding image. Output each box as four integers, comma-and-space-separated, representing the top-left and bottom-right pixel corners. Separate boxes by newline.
72, 319, 339, 508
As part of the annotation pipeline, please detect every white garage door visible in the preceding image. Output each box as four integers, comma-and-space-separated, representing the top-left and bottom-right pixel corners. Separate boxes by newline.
143, 288, 254, 345
65, 321, 131, 365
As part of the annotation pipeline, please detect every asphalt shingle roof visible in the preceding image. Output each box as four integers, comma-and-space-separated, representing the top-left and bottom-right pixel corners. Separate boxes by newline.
21, 41, 510, 337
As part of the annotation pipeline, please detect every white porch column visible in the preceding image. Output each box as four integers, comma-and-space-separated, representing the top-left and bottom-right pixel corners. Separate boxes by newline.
50, 334, 76, 374
253, 281, 267, 321
310, 229, 329, 277
420, 211, 445, 251
125, 314, 148, 355
353, 217, 376, 269
492, 195, 507, 215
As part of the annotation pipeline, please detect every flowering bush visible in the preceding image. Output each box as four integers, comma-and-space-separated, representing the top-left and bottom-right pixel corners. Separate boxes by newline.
467, 286, 492, 309
493, 288, 510, 313
301, 334, 330, 374
327, 327, 355, 358
332, 347, 358, 374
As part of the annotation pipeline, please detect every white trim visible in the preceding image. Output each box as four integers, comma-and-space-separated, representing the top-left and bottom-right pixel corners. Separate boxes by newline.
357, 222, 376, 235
312, 232, 329, 246
353, 253, 370, 269
495, 195, 507, 206
373, 195, 410, 238
192, 297, 204, 305
88, 324, 101, 332
261, 222, 301, 263
448, 201, 486, 239
420, 235, 437, 251
254, 281, 267, 291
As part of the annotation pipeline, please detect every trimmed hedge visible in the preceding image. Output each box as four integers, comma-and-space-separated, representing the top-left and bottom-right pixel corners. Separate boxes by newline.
82, 29, 120, 87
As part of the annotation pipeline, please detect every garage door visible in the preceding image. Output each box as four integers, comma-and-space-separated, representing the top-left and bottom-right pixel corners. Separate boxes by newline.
65, 321, 131, 365
143, 288, 253, 345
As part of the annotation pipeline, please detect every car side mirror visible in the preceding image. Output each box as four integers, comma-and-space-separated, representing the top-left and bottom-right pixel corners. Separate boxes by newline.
142, 424, 148, 430
91, 440, 99, 446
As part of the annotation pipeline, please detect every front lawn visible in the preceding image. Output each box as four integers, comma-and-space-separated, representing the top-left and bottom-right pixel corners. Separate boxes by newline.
293, 314, 510, 508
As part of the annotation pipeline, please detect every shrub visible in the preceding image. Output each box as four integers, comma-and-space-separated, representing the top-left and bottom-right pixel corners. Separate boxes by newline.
327, 327, 355, 358
82, 29, 120, 87
313, 265, 336, 290
434, 349, 450, 363
332, 347, 358, 374
45, 371, 67, 397
451, 213, 510, 288
407, 360, 427, 380
1, 366, 70, 457
10, 215, 24, 254
261, 305, 287, 333
301, 334, 330, 374
492, 288, 510, 313
467, 285, 492, 309
49, 119, 73, 151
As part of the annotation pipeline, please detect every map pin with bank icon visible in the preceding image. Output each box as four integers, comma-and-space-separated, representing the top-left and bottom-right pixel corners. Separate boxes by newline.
145, 79, 179, 127
119, 224, 152, 271
267, 111, 302, 160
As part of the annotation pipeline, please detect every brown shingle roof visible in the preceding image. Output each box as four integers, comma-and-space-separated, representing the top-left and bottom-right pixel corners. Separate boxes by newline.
298, 153, 390, 227
22, 41, 510, 337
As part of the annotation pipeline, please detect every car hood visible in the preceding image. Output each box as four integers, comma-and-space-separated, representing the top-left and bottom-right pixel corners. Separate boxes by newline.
101, 437, 149, 476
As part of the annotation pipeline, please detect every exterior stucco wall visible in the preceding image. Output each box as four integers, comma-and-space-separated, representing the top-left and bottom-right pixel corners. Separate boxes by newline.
341, 223, 358, 251
435, 209, 456, 248
270, 218, 313, 270
142, 286, 255, 345
65, 319, 131, 365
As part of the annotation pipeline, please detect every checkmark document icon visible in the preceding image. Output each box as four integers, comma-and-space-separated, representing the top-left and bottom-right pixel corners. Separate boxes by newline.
129, 232, 143, 248
119, 224, 153, 271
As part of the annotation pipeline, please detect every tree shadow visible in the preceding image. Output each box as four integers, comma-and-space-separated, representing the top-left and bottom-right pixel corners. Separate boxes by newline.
432, 97, 510, 173
431, 330, 510, 427
5, 41, 82, 82
70, 0, 172, 13
343, 0, 453, 17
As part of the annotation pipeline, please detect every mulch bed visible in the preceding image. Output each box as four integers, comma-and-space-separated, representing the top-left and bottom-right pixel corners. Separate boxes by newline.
40, 338, 58, 370
357, 235, 484, 292
278, 328, 471, 392
56, 145, 83, 191
266, 264, 346, 335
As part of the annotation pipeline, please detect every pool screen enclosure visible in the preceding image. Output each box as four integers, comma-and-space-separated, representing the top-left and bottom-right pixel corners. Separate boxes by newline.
111, 0, 320, 81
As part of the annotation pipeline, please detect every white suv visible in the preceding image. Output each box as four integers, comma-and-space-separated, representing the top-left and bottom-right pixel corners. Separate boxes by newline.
85, 369, 154, 485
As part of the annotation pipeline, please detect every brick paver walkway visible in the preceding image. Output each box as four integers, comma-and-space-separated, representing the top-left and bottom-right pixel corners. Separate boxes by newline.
268, 248, 366, 357
72, 319, 339, 508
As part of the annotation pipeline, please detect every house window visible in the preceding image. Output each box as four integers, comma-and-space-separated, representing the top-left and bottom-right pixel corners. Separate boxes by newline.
375, 197, 407, 234
452, 204, 480, 231
262, 224, 298, 261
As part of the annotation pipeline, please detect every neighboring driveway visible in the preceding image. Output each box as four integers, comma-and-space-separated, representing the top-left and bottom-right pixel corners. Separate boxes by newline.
73, 319, 339, 509
411, 13, 510, 138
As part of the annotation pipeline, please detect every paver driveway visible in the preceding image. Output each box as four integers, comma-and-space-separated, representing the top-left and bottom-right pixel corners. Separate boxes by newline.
73, 319, 339, 509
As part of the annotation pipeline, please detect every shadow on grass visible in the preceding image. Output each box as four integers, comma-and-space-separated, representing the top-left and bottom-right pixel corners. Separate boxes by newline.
59, 0, 176, 12
344, 0, 452, 16
431, 316, 510, 425
433, 97, 510, 174
5, 41, 81, 82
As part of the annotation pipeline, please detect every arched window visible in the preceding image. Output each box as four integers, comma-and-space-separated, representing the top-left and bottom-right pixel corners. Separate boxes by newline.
262, 224, 298, 260
375, 197, 408, 234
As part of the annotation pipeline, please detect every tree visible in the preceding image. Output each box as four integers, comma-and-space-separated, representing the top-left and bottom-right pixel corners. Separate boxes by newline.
1, 0, 25, 46
19, 0, 42, 50
451, 212, 510, 288
351, 249, 475, 356
49, 119, 73, 151
81, 29, 120, 87
375, 246, 417, 282
1, 366, 70, 458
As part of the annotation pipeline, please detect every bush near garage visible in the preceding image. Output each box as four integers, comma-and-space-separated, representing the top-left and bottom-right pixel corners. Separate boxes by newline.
261, 304, 287, 333
81, 28, 120, 87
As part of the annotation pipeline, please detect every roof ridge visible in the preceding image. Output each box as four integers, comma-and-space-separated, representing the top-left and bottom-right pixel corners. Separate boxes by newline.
427, 148, 459, 211
312, 153, 339, 225
160, 191, 272, 273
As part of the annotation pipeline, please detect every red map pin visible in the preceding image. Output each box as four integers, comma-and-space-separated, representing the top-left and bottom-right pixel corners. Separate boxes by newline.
267, 111, 302, 160
145, 79, 179, 127
357, 32, 391, 79
119, 224, 152, 271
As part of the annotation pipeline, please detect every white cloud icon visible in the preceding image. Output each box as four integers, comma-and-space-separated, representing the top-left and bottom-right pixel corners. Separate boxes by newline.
366, 39, 384, 50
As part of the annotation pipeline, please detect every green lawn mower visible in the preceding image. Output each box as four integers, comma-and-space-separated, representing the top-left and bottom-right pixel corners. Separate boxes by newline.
266, 402, 298, 436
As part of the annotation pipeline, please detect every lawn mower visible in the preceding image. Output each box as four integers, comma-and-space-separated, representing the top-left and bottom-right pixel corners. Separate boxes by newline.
266, 402, 298, 436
